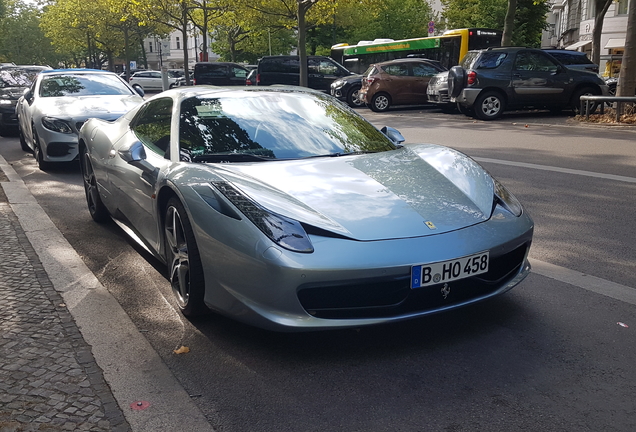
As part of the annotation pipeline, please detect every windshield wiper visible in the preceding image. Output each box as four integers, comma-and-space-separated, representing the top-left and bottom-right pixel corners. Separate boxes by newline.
192, 153, 275, 163
305, 151, 377, 159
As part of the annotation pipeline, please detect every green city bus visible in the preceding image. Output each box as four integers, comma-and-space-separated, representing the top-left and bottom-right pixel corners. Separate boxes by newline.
330, 28, 502, 73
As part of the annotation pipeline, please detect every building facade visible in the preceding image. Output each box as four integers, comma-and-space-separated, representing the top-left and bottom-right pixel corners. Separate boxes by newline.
143, 30, 219, 71
542, 0, 630, 77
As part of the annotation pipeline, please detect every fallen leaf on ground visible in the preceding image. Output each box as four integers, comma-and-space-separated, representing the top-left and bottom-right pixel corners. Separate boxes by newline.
173, 346, 190, 354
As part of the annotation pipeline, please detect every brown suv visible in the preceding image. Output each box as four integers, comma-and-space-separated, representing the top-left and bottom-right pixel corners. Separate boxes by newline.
359, 59, 446, 112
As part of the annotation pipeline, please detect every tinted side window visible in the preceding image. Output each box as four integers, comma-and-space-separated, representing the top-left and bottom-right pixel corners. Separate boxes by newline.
383, 64, 409, 76
131, 98, 173, 157
514, 51, 558, 73
308, 59, 339, 75
232, 67, 247, 78
550, 52, 593, 65
412, 63, 440, 77
261, 58, 299, 73
475, 52, 507, 69
198, 65, 226, 77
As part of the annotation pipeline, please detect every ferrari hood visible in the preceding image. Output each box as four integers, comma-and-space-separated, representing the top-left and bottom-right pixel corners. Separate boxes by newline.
35, 95, 143, 121
215, 145, 496, 241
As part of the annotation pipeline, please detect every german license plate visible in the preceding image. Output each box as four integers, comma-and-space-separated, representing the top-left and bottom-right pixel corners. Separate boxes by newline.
411, 252, 489, 288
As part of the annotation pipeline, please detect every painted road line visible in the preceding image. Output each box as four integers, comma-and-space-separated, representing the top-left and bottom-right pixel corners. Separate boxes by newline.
475, 158, 636, 184
530, 258, 636, 306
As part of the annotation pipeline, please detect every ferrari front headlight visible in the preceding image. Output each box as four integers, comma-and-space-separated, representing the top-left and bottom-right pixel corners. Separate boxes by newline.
493, 178, 523, 217
42, 117, 73, 134
212, 181, 314, 253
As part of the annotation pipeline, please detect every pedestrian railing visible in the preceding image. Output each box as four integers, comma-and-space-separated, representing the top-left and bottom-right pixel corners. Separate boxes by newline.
580, 95, 636, 122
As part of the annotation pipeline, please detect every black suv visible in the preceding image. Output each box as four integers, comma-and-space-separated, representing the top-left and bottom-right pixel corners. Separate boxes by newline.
193, 62, 249, 86
449, 47, 609, 120
0, 65, 51, 135
256, 55, 352, 92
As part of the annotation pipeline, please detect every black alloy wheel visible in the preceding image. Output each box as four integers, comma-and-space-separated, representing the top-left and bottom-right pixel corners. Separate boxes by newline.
164, 197, 207, 317
347, 86, 364, 107
32, 126, 50, 171
572, 86, 599, 115
80, 146, 110, 223
19, 124, 30, 152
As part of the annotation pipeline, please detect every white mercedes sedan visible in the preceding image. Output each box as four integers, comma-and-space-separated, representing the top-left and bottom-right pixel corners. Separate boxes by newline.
16, 68, 144, 170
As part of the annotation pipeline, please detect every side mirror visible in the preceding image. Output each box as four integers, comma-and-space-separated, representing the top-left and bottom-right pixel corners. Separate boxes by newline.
119, 141, 158, 181
381, 126, 405, 146
23, 88, 33, 103
132, 84, 145, 97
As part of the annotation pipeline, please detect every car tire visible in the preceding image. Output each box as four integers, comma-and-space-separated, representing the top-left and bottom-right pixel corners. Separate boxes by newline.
346, 86, 364, 107
32, 127, 50, 171
448, 66, 466, 99
474, 91, 505, 121
80, 145, 110, 223
572, 86, 599, 115
368, 93, 391, 112
164, 197, 208, 317
19, 125, 30, 152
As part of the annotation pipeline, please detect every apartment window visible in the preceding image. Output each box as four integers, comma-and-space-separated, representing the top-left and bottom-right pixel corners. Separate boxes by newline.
617, 0, 628, 15
176, 37, 180, 50
149, 42, 153, 53
584, 0, 595, 20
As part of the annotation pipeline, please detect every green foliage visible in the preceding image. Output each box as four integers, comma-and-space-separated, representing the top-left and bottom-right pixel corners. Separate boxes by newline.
0, 0, 62, 65
441, 0, 548, 47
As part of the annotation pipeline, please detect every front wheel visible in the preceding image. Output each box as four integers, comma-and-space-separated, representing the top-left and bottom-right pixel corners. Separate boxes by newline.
474, 91, 505, 121
346, 86, 364, 107
32, 127, 50, 171
80, 146, 110, 223
164, 197, 207, 317
368, 93, 391, 112
572, 86, 599, 115
19, 125, 30, 152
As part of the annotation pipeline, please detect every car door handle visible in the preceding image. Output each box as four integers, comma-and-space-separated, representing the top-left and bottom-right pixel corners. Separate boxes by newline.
513, 73, 522, 78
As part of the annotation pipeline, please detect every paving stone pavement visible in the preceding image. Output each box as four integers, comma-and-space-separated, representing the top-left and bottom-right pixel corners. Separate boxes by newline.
0, 178, 130, 432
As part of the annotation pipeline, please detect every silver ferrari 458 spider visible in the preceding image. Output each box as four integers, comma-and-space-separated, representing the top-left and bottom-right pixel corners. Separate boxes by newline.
78, 86, 533, 331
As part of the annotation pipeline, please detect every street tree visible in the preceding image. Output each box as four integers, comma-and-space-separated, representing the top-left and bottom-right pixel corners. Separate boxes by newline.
617, 0, 635, 96
0, 0, 60, 65
441, 0, 548, 47
133, 0, 193, 83
239, 0, 336, 87
590, 0, 613, 66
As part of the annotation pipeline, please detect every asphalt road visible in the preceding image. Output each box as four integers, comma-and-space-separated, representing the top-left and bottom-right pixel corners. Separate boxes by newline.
1, 106, 635, 431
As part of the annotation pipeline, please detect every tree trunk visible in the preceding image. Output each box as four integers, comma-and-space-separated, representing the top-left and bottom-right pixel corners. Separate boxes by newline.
501, 0, 517, 46
297, 0, 311, 87
181, 1, 191, 84
617, 0, 636, 96
591, 0, 612, 65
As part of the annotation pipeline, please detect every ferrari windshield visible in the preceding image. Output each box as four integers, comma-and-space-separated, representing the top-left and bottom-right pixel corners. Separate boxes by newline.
39, 73, 133, 97
179, 90, 396, 161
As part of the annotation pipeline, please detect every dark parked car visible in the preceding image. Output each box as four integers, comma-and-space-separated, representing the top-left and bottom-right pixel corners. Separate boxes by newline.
0, 65, 51, 135
449, 47, 609, 120
543, 49, 599, 74
359, 58, 446, 112
193, 62, 249, 86
256, 55, 352, 92
330, 74, 364, 107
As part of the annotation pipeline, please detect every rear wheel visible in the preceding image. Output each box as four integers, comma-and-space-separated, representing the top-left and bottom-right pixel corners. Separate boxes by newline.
164, 197, 207, 317
368, 93, 391, 112
474, 91, 505, 121
80, 146, 110, 223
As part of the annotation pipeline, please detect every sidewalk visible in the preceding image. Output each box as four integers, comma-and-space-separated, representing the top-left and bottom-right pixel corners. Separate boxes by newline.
0, 172, 129, 430
0, 156, 215, 432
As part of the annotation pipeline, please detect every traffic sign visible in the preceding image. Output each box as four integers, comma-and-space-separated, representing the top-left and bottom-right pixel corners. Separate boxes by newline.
428, 21, 435, 34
